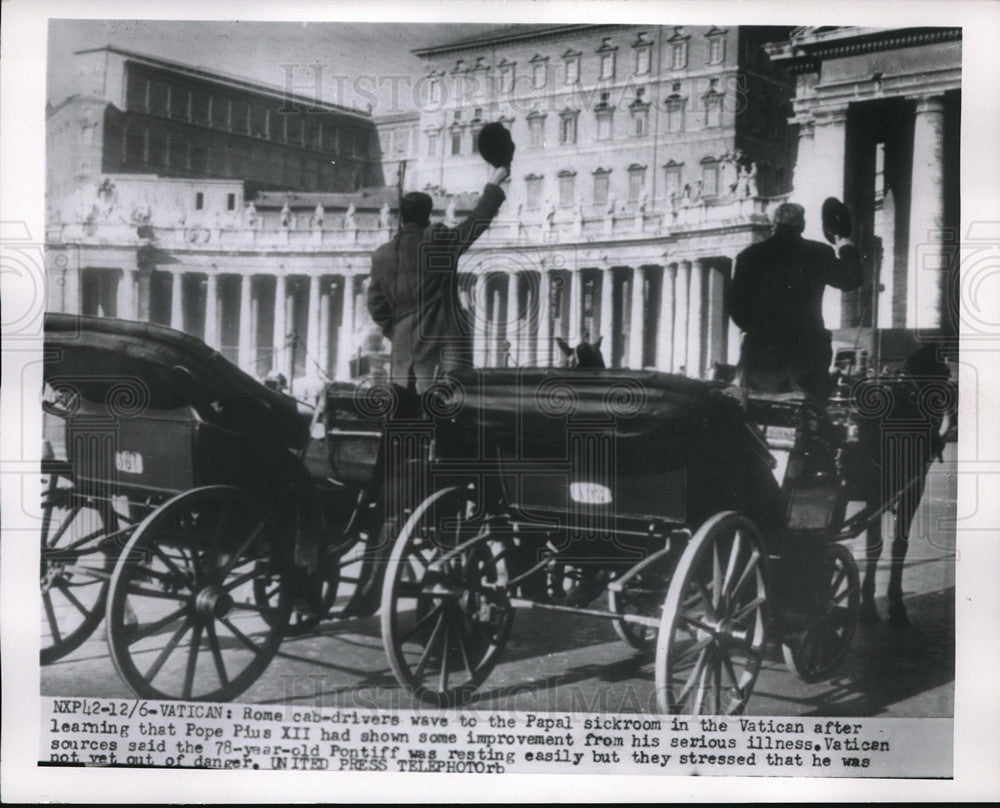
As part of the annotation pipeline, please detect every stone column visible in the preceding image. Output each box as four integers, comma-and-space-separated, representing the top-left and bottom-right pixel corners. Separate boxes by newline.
672, 260, 690, 374
307, 272, 321, 368
319, 279, 331, 377
907, 95, 947, 329
628, 266, 645, 369
135, 270, 152, 322
170, 270, 184, 331
238, 272, 253, 370
117, 268, 136, 321
204, 272, 219, 349
507, 270, 520, 365
273, 272, 287, 375
490, 287, 502, 366
337, 275, 355, 380
799, 110, 848, 329
470, 274, 487, 368
250, 278, 261, 375
726, 256, 742, 366
568, 267, 583, 344
63, 264, 81, 315
600, 266, 614, 346
686, 259, 705, 378
657, 263, 676, 372
535, 270, 551, 367
706, 262, 726, 372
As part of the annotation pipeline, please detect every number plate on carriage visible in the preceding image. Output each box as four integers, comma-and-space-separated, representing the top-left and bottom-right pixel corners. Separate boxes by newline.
570, 482, 612, 505
765, 425, 797, 444
115, 450, 144, 474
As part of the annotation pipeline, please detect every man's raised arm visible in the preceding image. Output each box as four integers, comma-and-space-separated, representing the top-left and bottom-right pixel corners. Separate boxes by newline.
451, 166, 510, 256
826, 236, 863, 291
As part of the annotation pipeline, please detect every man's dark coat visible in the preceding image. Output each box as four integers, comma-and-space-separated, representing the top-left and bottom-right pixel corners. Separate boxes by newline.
367, 183, 506, 393
731, 229, 863, 397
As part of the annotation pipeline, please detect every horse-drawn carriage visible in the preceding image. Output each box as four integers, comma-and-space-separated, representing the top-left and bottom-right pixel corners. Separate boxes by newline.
40, 313, 391, 700
42, 315, 941, 713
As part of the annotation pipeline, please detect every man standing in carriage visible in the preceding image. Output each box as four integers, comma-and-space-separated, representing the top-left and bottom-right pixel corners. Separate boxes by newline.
367, 123, 514, 398
730, 200, 863, 401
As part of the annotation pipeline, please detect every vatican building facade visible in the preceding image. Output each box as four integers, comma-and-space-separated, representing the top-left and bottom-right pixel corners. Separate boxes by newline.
45, 24, 960, 390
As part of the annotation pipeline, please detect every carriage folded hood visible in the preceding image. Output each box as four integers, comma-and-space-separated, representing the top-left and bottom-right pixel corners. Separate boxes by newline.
44, 313, 307, 447
443, 367, 742, 437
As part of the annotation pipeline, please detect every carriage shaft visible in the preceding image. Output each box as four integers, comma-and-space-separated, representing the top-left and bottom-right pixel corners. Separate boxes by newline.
509, 597, 661, 627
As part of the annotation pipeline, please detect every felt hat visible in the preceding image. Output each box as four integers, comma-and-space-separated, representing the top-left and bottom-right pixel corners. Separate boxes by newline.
821, 197, 852, 243
477, 122, 515, 168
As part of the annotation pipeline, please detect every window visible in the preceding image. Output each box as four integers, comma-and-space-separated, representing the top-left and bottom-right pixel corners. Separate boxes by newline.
596, 108, 613, 141
429, 77, 442, 104
528, 114, 546, 148
195, 192, 204, 210
631, 96, 649, 137
598, 40, 617, 80
704, 93, 723, 128
701, 159, 719, 196
451, 126, 463, 155
665, 96, 685, 133
227, 193, 236, 211
563, 50, 581, 84
427, 129, 439, 157
453, 110, 462, 122
628, 165, 646, 202
499, 61, 516, 93
707, 30, 726, 65
232, 98, 250, 134
471, 124, 482, 154
170, 86, 188, 119
211, 95, 228, 129
593, 170, 610, 205
148, 78, 169, 116
558, 171, 576, 207
324, 123, 339, 151
634, 32, 652, 75
664, 162, 683, 198
670, 38, 688, 70
559, 110, 578, 145
533, 61, 547, 89
525, 175, 543, 210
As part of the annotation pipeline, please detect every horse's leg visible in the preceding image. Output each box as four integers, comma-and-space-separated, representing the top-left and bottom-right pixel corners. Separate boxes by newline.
887, 457, 929, 627
860, 498, 883, 623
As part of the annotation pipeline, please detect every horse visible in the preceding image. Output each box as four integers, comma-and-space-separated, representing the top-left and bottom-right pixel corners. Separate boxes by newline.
850, 345, 954, 626
555, 335, 606, 368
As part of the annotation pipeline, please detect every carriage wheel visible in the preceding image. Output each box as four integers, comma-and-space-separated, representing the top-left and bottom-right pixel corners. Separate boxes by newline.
106, 486, 291, 701
781, 543, 860, 682
610, 564, 672, 651
656, 512, 769, 715
40, 461, 121, 664
254, 544, 339, 636
381, 485, 514, 707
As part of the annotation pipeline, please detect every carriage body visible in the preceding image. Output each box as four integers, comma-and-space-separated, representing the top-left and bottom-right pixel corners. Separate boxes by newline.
40, 314, 333, 701
432, 368, 785, 547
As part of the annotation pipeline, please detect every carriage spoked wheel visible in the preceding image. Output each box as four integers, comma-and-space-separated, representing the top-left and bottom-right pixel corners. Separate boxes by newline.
781, 543, 860, 682
106, 485, 292, 701
656, 512, 769, 715
381, 485, 514, 707
610, 569, 669, 651
254, 542, 339, 636
40, 460, 122, 664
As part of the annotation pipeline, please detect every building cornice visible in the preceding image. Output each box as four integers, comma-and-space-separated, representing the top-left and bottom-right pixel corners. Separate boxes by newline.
766, 27, 961, 74
412, 25, 617, 57
74, 45, 373, 121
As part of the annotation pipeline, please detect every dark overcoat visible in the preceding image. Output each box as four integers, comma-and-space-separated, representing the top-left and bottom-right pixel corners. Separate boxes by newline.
367, 183, 506, 393
731, 230, 862, 398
